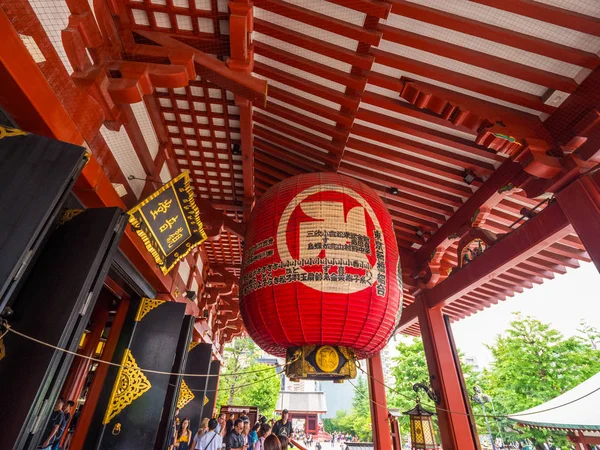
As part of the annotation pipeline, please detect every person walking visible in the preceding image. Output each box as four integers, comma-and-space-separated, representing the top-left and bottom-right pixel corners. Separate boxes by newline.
193, 418, 222, 450
39, 398, 66, 450
192, 418, 210, 448
52, 400, 74, 450
248, 423, 259, 450
272, 410, 292, 440
225, 419, 246, 450
254, 423, 271, 450
242, 420, 250, 447
175, 418, 193, 450
169, 408, 181, 450
225, 414, 235, 436
216, 413, 227, 436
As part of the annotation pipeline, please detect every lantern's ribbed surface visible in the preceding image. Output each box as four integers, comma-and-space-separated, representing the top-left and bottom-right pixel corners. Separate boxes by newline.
240, 173, 402, 359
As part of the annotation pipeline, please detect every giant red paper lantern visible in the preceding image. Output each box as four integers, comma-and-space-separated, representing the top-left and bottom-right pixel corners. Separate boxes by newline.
240, 173, 402, 373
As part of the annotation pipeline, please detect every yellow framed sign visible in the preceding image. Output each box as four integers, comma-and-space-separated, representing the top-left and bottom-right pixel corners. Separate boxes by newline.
128, 171, 207, 275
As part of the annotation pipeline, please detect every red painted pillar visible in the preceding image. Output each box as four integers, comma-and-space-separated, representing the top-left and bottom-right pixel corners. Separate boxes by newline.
417, 300, 478, 450
70, 295, 130, 450
61, 292, 110, 403
59, 293, 111, 445
556, 174, 600, 273
367, 353, 392, 450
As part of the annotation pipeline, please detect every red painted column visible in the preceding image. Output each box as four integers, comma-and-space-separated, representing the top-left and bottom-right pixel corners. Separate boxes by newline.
59, 292, 111, 445
367, 353, 392, 450
70, 295, 130, 450
60, 291, 110, 404
556, 174, 600, 273
417, 300, 478, 450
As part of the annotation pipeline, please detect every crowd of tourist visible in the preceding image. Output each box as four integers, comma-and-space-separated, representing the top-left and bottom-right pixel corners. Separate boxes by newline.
169, 409, 301, 450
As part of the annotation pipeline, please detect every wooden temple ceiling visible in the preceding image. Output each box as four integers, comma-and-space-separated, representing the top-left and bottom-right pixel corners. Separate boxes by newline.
9, 0, 600, 341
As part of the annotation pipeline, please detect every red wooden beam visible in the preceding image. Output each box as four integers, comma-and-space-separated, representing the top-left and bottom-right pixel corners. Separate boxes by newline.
254, 61, 359, 110
380, 24, 578, 93
471, 0, 600, 37
367, 354, 393, 450
339, 163, 456, 214
253, 125, 337, 167
354, 107, 502, 162
254, 0, 382, 45
263, 102, 348, 140
268, 85, 354, 127
253, 111, 343, 156
134, 30, 267, 105
388, 0, 599, 69
253, 41, 365, 91
349, 126, 495, 176
326, 0, 391, 19
424, 201, 573, 309
344, 150, 473, 197
358, 177, 452, 221
556, 175, 600, 273
253, 136, 328, 172
253, 19, 374, 70
371, 48, 550, 113
340, 159, 464, 206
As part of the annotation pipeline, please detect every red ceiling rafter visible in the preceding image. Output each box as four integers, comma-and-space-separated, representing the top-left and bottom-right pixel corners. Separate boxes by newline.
254, 0, 382, 45
371, 48, 551, 114
344, 150, 474, 197
253, 18, 374, 70
379, 24, 578, 93
326, 0, 391, 19
471, 0, 600, 37
388, 0, 600, 69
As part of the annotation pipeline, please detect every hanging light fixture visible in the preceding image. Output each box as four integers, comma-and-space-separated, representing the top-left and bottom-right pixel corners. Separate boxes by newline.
404, 383, 440, 450
403, 399, 439, 450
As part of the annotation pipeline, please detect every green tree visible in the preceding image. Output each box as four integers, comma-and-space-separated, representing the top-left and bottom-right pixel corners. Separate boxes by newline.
483, 314, 600, 449
215, 337, 281, 417
324, 376, 373, 441
388, 338, 482, 438
577, 320, 600, 349
238, 363, 281, 417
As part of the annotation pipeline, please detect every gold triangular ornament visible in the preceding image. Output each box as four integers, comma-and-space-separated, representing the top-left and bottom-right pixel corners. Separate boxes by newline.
103, 349, 151, 424
177, 379, 195, 409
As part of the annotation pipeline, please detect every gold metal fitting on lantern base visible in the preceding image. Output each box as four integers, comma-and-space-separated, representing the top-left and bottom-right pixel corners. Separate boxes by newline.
285, 345, 357, 381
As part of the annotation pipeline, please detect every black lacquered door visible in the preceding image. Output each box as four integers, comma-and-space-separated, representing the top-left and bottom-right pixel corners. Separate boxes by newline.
84, 297, 186, 450
0, 207, 126, 450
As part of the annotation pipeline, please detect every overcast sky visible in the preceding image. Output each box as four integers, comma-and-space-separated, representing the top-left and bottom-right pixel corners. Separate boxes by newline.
450, 261, 600, 368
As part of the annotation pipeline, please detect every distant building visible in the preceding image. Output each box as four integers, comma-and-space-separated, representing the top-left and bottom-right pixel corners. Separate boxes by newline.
275, 391, 326, 435
463, 355, 480, 372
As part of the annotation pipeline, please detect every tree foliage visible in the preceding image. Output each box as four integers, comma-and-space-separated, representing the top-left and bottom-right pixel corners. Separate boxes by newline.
323, 375, 373, 442
387, 315, 600, 448
387, 338, 482, 438
481, 314, 600, 448
216, 337, 281, 418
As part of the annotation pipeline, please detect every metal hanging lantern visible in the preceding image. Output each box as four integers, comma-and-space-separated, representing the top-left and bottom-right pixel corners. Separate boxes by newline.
403, 400, 439, 450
